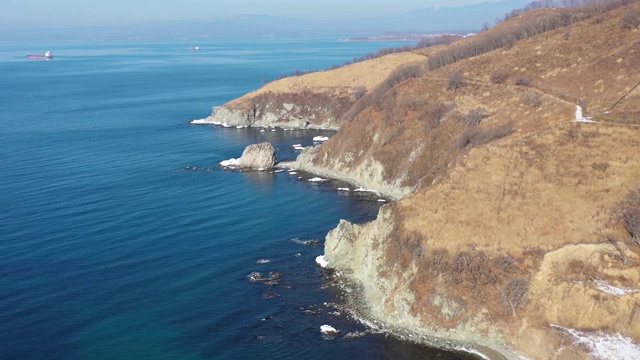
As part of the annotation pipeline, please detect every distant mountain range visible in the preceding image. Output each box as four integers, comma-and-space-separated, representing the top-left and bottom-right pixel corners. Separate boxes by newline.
0, 0, 531, 41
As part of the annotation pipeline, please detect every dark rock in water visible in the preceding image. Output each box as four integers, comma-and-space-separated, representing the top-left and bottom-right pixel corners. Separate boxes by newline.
184, 166, 213, 172
263, 291, 280, 300
247, 271, 283, 286
248, 271, 264, 283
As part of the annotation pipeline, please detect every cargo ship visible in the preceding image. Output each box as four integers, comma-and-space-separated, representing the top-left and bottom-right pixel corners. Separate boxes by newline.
27, 51, 54, 60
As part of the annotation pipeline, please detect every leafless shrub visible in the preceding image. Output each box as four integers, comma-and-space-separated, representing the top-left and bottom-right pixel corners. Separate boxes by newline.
490, 69, 509, 84
495, 255, 519, 273
353, 86, 367, 100
523, 91, 542, 108
462, 108, 488, 126
499, 278, 529, 316
447, 71, 466, 91
515, 76, 531, 86
454, 122, 515, 150
420, 101, 451, 130
416, 34, 462, 48
620, 188, 640, 246
622, 10, 640, 29
413, 245, 426, 260
605, 237, 627, 264
401, 95, 425, 112
429, 249, 450, 277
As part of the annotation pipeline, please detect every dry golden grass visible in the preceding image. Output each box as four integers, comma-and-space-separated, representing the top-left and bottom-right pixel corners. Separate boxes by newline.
226, 52, 427, 110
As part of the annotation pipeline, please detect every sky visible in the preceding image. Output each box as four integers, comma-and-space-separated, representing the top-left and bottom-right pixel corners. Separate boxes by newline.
2, 0, 514, 30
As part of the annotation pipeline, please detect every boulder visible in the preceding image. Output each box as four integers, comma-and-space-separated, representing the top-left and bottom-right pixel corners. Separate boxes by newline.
238, 142, 277, 169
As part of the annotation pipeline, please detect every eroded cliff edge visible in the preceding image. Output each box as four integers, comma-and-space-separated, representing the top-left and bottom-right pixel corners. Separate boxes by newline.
201, 53, 427, 130
211, 3, 640, 359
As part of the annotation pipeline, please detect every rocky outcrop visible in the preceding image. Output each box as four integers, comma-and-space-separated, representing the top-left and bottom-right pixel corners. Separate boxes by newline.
238, 142, 277, 169
281, 146, 415, 200
205, 106, 253, 127
323, 208, 522, 359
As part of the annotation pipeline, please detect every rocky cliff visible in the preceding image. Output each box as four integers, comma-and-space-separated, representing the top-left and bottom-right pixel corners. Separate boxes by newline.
214, 2, 640, 359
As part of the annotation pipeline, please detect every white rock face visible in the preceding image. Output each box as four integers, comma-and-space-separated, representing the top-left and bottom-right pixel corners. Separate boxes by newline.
238, 142, 277, 169
207, 106, 252, 126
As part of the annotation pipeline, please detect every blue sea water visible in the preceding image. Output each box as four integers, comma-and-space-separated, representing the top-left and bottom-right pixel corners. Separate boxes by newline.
0, 38, 476, 360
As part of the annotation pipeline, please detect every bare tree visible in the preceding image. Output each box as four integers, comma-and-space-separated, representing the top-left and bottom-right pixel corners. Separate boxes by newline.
447, 71, 466, 91
621, 189, 640, 246
500, 278, 529, 316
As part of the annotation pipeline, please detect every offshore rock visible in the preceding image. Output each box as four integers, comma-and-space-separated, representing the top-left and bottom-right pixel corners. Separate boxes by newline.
238, 142, 277, 170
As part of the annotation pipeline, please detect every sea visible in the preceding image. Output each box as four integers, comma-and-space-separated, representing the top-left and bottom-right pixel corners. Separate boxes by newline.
0, 37, 478, 360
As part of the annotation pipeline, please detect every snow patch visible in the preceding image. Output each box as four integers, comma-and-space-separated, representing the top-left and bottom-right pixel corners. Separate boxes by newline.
189, 118, 212, 125
574, 105, 596, 123
320, 324, 338, 335
594, 279, 640, 296
354, 188, 381, 195
551, 325, 640, 359
220, 158, 240, 167
308, 177, 328, 182
315, 255, 329, 268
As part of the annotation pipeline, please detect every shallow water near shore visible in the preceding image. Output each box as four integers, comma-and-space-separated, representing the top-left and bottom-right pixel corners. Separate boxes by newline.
0, 38, 479, 359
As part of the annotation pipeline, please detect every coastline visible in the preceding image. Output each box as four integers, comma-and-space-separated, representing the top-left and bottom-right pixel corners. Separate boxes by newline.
323, 270, 520, 360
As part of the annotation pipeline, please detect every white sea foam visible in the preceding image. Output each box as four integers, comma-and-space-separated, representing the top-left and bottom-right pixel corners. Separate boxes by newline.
292, 144, 305, 150
256, 259, 271, 264
288, 171, 297, 175
309, 177, 327, 182
313, 136, 329, 142
551, 325, 640, 359
189, 118, 210, 124
378, 199, 387, 202
222, 123, 232, 128
220, 158, 240, 167
316, 255, 329, 268
236, 125, 246, 128
337, 188, 350, 191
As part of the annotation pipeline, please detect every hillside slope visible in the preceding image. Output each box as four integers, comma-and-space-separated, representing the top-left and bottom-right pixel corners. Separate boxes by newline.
317, 3, 640, 359
209, 2, 640, 359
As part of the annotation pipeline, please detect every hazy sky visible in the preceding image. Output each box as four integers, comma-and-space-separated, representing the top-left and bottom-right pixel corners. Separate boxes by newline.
3, 0, 511, 30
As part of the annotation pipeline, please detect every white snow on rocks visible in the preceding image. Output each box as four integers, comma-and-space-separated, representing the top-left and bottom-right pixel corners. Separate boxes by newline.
354, 188, 381, 195
220, 158, 240, 167
315, 255, 329, 268
320, 324, 338, 335
551, 325, 640, 359
594, 279, 640, 296
189, 118, 213, 125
